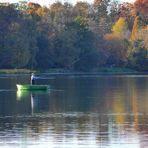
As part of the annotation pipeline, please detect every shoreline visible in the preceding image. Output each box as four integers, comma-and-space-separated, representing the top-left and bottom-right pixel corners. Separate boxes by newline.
0, 68, 147, 75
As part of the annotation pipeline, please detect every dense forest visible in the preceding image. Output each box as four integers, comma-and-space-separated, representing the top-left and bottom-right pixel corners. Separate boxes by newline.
0, 0, 147, 71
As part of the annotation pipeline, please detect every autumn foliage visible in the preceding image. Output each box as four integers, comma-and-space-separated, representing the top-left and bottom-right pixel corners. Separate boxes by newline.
134, 0, 148, 16
0, 1, 147, 71
27, 2, 41, 14
131, 16, 140, 41
112, 17, 128, 38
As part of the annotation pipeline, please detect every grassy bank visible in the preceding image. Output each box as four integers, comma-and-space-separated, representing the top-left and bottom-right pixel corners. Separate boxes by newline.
95, 67, 138, 74
42, 67, 142, 75
0, 67, 146, 75
0, 69, 36, 74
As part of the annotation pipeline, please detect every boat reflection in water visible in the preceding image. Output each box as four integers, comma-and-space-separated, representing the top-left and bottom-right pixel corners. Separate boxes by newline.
16, 89, 50, 114
14, 78, 148, 148
0, 75, 148, 148
17, 92, 36, 115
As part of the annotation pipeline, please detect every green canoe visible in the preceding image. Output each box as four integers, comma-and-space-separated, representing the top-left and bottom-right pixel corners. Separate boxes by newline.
16, 84, 49, 91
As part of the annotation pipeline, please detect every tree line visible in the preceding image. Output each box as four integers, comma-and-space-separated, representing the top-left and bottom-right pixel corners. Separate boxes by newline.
0, 0, 147, 71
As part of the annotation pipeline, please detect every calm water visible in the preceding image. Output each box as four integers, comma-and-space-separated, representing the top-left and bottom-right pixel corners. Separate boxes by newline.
0, 74, 148, 148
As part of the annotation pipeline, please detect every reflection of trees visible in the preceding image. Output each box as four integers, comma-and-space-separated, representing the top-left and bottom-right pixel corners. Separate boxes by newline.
129, 78, 148, 148
112, 93, 126, 124
92, 76, 148, 146
129, 77, 148, 137
1, 76, 148, 147
48, 76, 148, 146
130, 78, 139, 130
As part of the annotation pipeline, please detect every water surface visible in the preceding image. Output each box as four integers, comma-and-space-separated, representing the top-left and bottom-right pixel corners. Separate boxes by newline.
0, 74, 148, 148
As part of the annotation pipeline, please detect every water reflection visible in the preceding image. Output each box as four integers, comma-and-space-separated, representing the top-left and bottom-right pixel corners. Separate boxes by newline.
16, 90, 50, 115
16, 90, 38, 115
0, 75, 148, 148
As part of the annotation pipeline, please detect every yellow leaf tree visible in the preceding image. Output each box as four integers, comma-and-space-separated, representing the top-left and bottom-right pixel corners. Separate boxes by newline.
112, 17, 128, 38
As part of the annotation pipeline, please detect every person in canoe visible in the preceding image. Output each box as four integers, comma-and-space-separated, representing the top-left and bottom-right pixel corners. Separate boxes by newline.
31, 73, 35, 85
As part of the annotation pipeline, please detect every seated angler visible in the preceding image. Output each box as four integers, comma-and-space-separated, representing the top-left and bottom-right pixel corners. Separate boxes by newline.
31, 73, 35, 85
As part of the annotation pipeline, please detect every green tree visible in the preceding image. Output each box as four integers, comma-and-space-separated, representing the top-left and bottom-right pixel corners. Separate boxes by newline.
104, 33, 129, 67
73, 1, 90, 17
49, 2, 73, 32
67, 17, 99, 70
35, 17, 55, 69
92, 0, 110, 36
109, 1, 119, 24
16, 0, 28, 12
0, 5, 31, 68
138, 26, 148, 49
50, 31, 79, 69
25, 17, 39, 69
128, 40, 148, 71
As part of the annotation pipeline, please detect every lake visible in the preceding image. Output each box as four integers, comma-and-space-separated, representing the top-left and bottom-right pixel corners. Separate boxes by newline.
0, 74, 148, 148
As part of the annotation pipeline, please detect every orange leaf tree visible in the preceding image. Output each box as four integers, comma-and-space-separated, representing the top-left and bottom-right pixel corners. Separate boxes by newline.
134, 0, 148, 16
